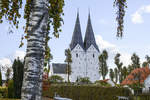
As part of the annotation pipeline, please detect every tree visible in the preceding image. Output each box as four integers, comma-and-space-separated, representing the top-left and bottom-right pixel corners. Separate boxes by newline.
98, 50, 109, 80
64, 49, 72, 82
114, 0, 127, 37
127, 64, 134, 74
5, 67, 11, 84
142, 55, 150, 67
114, 68, 118, 83
114, 53, 123, 83
109, 68, 115, 82
44, 47, 53, 76
131, 53, 140, 69
121, 66, 128, 81
12, 58, 24, 99
0, 0, 64, 99
77, 77, 91, 84
48, 75, 63, 83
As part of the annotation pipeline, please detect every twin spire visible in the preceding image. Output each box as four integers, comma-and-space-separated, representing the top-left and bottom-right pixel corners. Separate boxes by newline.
70, 12, 99, 52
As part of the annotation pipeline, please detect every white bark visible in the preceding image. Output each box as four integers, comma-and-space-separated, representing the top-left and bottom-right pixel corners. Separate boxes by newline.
21, 0, 49, 100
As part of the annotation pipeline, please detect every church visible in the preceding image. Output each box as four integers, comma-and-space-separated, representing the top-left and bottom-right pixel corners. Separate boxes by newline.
50, 12, 100, 82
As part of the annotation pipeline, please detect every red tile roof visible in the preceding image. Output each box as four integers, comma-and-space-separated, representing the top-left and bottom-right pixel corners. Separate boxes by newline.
121, 66, 150, 85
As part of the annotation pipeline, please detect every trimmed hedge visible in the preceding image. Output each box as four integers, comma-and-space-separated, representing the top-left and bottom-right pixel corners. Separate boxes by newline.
136, 94, 150, 100
43, 85, 132, 100
0, 87, 8, 98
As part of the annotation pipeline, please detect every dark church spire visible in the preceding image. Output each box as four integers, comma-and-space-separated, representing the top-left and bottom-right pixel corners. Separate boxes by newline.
70, 12, 84, 50
84, 13, 99, 52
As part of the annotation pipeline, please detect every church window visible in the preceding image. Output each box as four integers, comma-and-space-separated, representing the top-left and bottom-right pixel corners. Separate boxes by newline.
76, 53, 78, 57
93, 54, 95, 58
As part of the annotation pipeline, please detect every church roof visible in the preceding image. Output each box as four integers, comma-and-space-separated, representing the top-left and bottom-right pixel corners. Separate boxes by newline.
52, 63, 67, 74
84, 13, 99, 52
70, 12, 84, 50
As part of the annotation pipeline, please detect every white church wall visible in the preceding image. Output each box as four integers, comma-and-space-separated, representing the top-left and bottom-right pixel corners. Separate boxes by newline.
70, 44, 86, 82
85, 45, 100, 82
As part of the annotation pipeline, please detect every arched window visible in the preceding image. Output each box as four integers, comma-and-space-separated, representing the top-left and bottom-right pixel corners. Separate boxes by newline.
93, 54, 95, 58
76, 53, 78, 57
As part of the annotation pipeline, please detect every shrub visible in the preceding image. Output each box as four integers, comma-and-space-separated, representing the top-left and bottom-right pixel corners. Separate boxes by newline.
76, 77, 91, 84
8, 80, 14, 98
95, 80, 111, 87
0, 86, 8, 98
48, 75, 64, 83
43, 85, 132, 100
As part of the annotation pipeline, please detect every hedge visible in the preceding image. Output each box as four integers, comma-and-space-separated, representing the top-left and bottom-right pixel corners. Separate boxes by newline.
0, 87, 8, 98
135, 94, 150, 100
43, 85, 132, 100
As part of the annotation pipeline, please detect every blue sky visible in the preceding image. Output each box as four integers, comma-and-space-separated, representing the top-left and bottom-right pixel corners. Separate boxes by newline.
1, 0, 150, 69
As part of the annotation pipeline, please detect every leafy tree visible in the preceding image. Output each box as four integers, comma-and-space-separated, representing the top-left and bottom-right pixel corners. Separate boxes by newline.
142, 55, 150, 67
114, 53, 123, 83
114, 0, 127, 37
127, 64, 134, 74
114, 68, 118, 83
0, 68, 2, 86
0, 0, 64, 99
131, 53, 140, 69
98, 50, 109, 80
64, 49, 72, 82
109, 68, 115, 82
48, 75, 63, 83
77, 77, 91, 84
44, 47, 53, 76
12, 58, 24, 99
5, 67, 11, 84
121, 66, 128, 81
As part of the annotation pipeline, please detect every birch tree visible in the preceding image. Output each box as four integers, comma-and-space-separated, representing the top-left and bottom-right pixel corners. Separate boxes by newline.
0, 0, 127, 99
0, 0, 64, 100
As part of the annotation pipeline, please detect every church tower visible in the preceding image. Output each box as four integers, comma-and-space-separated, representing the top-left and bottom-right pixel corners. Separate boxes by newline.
69, 12, 100, 82
84, 13, 100, 82
70, 12, 86, 82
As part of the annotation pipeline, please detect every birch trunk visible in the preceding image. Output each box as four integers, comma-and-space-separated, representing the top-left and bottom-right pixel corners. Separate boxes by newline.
21, 0, 48, 100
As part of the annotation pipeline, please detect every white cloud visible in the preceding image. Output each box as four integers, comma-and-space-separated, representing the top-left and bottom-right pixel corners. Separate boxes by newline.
13, 50, 25, 60
131, 5, 150, 24
0, 58, 11, 66
131, 12, 143, 24
96, 35, 131, 68
0, 50, 25, 67
96, 35, 117, 50
0, 50, 25, 80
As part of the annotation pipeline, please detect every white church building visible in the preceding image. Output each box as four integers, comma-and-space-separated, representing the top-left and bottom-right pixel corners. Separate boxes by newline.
50, 12, 100, 82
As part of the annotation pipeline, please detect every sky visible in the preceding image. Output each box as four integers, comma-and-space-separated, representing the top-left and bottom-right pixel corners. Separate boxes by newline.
1, 0, 150, 71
